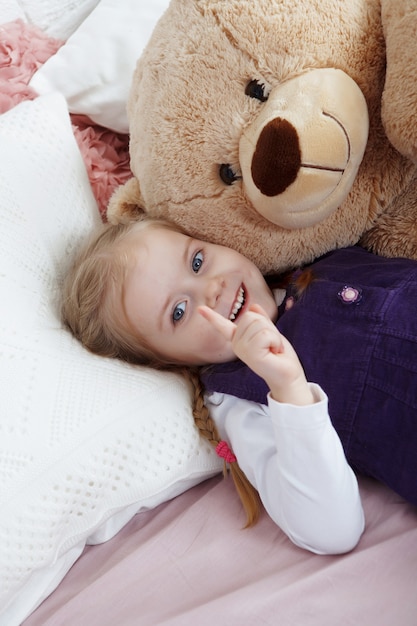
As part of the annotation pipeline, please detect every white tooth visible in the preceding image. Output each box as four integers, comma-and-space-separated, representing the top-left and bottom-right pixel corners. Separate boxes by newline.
230, 287, 245, 320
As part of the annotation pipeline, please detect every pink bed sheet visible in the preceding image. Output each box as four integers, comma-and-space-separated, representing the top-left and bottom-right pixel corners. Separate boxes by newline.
24, 474, 417, 626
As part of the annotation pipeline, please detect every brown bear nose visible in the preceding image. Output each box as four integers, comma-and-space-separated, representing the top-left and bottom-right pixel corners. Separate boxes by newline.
251, 118, 301, 197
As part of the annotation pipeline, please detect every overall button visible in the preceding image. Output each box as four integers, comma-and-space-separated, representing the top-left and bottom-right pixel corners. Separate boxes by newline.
338, 285, 362, 304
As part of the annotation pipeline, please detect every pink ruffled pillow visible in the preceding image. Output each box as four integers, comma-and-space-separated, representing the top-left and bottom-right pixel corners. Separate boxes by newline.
0, 19, 131, 217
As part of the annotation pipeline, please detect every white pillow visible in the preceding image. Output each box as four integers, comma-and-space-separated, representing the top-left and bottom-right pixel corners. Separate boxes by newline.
16, 0, 100, 40
0, 94, 221, 626
0, 0, 99, 40
29, 0, 171, 133
0, 0, 25, 24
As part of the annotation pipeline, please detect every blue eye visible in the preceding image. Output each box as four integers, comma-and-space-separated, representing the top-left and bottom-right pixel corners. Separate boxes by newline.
173, 301, 186, 323
192, 251, 204, 273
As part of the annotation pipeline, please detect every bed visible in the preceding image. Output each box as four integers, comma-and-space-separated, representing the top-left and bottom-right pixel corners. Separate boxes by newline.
1, 2, 417, 625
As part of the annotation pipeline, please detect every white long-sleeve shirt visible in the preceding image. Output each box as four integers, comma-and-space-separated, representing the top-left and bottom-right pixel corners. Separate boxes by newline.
206, 383, 365, 555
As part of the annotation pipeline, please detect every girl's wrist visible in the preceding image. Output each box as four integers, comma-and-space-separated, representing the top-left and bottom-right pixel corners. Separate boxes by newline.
269, 379, 316, 406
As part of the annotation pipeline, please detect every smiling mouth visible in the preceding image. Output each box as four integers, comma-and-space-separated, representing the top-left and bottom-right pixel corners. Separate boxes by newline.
229, 286, 246, 321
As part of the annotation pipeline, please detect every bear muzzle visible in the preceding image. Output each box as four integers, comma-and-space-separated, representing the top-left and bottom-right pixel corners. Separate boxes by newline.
239, 68, 369, 230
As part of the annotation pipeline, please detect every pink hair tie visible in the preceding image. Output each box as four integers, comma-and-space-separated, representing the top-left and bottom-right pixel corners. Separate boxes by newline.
216, 441, 237, 464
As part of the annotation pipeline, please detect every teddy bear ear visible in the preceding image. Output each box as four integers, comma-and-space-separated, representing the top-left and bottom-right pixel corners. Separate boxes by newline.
106, 177, 146, 224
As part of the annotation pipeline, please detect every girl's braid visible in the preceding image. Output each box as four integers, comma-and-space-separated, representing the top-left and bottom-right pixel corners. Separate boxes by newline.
185, 368, 262, 527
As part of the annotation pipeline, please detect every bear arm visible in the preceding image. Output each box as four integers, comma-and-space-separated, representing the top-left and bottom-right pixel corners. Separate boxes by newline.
381, 0, 417, 164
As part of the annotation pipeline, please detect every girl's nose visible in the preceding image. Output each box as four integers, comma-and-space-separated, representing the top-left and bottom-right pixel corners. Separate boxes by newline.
204, 276, 224, 309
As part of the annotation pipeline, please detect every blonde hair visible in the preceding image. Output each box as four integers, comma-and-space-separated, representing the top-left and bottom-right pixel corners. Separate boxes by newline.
62, 216, 261, 526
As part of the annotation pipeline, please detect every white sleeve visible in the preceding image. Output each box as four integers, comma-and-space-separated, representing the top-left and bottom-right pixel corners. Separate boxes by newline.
206, 384, 365, 555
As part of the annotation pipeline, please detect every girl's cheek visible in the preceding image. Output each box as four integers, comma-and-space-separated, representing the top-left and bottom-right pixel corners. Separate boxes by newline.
202, 329, 224, 355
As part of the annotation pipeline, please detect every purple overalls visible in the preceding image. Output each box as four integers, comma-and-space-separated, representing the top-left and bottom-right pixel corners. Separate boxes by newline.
202, 247, 417, 506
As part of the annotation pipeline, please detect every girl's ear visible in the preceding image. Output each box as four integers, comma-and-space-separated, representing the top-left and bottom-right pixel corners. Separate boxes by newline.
106, 176, 146, 224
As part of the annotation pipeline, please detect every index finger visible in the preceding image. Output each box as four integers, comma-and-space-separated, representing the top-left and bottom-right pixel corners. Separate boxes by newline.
197, 306, 236, 341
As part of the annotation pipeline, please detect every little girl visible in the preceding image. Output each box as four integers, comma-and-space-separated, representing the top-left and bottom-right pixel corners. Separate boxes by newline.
62, 217, 416, 555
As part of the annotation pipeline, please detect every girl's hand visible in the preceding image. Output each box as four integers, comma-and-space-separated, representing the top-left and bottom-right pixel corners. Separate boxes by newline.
198, 304, 315, 406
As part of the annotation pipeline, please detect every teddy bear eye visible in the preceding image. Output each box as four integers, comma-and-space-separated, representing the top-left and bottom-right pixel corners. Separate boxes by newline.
245, 79, 269, 102
219, 164, 241, 186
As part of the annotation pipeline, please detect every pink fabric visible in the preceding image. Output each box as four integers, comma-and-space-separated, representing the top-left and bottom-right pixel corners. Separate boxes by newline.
71, 114, 131, 217
0, 19, 131, 218
23, 476, 417, 625
0, 19, 61, 110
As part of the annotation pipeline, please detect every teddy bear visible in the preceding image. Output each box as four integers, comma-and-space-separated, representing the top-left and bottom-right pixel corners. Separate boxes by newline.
107, 0, 417, 274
